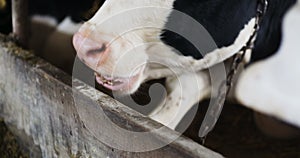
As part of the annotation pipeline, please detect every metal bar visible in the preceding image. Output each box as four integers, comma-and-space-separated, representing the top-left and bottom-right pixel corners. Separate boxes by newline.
12, 0, 29, 48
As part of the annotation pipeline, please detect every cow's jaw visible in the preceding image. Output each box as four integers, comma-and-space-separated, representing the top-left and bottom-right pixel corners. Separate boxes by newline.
94, 64, 146, 95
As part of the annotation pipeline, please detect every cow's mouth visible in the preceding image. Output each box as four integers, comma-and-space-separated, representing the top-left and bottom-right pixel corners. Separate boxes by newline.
94, 72, 140, 91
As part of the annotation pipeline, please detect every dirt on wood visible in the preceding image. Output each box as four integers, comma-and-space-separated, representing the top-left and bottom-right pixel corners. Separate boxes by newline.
0, 119, 29, 158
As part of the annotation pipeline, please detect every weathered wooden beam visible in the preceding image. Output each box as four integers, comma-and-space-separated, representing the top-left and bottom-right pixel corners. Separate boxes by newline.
0, 34, 223, 158
11, 0, 29, 48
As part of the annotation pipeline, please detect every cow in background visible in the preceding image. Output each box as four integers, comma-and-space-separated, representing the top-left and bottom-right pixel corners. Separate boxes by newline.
0, 0, 105, 73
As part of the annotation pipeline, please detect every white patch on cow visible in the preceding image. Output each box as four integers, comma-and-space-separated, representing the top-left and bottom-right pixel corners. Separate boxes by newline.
30, 15, 58, 27
236, 2, 300, 128
149, 71, 211, 129
57, 16, 82, 34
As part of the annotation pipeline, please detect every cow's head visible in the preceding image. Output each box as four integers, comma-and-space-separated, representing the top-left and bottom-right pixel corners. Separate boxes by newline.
73, 0, 174, 95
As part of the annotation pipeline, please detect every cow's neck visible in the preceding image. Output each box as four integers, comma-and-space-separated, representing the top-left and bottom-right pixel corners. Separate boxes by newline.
252, 0, 296, 62
162, 0, 296, 62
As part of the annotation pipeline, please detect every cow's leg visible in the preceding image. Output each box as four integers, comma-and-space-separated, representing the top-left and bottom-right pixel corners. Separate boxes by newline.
148, 71, 211, 129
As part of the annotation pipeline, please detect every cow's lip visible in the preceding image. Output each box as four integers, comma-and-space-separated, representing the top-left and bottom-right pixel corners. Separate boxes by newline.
94, 72, 140, 91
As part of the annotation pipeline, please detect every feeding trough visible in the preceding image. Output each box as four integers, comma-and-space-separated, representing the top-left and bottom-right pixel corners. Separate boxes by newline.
0, 34, 223, 157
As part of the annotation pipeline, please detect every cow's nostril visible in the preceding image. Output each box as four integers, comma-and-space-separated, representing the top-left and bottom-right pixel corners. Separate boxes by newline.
73, 31, 109, 68
87, 43, 107, 56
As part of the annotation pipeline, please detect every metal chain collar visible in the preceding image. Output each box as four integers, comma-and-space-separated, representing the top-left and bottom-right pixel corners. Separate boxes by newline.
199, 0, 269, 144
226, 0, 268, 94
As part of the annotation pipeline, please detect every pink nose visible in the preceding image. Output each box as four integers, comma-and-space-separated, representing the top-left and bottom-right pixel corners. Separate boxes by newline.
73, 32, 107, 69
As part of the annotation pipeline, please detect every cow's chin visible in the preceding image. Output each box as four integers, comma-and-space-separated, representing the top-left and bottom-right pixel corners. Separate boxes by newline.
95, 69, 145, 96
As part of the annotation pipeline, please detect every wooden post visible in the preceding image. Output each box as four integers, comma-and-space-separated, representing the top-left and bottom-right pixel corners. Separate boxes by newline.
12, 0, 29, 48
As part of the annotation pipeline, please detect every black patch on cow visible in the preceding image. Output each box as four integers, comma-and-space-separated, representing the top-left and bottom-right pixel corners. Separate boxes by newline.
28, 0, 105, 22
161, 0, 296, 63
251, 0, 296, 62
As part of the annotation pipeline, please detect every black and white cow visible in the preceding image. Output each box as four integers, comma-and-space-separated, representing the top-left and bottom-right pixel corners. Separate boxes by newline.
73, 0, 299, 129
0, 0, 103, 34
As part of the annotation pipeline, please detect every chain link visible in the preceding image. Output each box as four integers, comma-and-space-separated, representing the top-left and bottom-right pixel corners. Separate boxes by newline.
224, 0, 268, 99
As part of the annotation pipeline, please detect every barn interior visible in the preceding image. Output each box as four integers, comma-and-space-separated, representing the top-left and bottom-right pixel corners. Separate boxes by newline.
0, 0, 299, 157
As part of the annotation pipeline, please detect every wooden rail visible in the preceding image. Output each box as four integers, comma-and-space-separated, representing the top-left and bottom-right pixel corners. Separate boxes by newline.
0, 34, 223, 158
